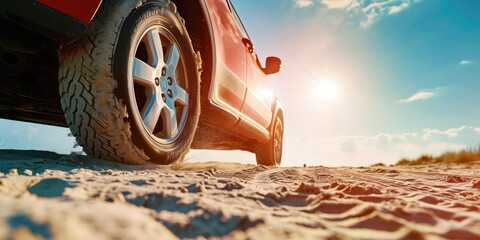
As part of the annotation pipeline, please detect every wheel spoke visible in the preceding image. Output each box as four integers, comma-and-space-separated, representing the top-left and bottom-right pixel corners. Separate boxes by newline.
132, 27, 188, 142
175, 86, 188, 105
133, 58, 155, 87
162, 105, 178, 138
141, 92, 163, 133
145, 29, 164, 68
166, 43, 180, 69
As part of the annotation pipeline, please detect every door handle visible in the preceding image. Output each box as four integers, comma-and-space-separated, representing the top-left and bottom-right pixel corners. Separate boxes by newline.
242, 38, 254, 54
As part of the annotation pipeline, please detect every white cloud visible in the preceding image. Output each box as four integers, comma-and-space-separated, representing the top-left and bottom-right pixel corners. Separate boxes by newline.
422, 126, 467, 140
474, 128, 480, 134
359, 0, 417, 28
388, 1, 410, 14
294, 0, 314, 8
460, 60, 473, 65
444, 126, 467, 138
397, 91, 435, 103
361, 0, 394, 13
360, 11, 379, 28
281, 126, 479, 167
320, 0, 352, 9
304, 0, 420, 28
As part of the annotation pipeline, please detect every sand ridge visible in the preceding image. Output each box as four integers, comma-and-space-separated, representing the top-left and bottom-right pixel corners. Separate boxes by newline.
0, 150, 479, 239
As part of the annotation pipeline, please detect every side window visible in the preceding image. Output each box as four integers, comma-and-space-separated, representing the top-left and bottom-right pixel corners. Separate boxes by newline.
226, 0, 248, 37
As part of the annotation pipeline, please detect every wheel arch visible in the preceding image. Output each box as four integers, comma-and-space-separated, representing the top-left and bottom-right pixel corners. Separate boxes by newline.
270, 99, 284, 135
173, 0, 216, 107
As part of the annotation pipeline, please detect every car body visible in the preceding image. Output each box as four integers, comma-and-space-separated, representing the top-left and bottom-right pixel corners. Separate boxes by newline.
0, 0, 283, 165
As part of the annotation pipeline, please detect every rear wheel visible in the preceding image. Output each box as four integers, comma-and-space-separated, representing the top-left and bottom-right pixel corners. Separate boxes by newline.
255, 116, 283, 166
59, 0, 200, 165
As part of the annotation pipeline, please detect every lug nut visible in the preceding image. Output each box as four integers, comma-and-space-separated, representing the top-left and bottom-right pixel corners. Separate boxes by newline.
161, 67, 167, 76
167, 77, 173, 85
167, 89, 173, 98
155, 78, 160, 86
162, 93, 167, 102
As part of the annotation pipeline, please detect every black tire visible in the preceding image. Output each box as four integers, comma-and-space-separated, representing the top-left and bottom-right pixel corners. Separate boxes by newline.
59, 0, 201, 165
255, 116, 283, 166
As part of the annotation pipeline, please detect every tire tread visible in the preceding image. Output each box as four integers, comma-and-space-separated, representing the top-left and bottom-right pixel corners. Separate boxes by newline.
59, 0, 156, 164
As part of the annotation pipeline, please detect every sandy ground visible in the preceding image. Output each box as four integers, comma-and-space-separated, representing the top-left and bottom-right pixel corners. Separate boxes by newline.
0, 150, 479, 240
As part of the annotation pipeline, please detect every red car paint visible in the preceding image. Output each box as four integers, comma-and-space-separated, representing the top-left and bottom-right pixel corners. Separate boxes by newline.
36, 0, 102, 24
205, 0, 248, 114
204, 0, 275, 135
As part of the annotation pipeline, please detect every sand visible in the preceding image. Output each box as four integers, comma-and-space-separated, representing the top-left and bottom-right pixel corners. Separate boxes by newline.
0, 150, 479, 240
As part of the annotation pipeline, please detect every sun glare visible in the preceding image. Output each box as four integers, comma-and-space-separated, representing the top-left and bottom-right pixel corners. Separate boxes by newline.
315, 80, 339, 102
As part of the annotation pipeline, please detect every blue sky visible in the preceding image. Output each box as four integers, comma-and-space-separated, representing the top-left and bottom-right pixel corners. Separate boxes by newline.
1, 0, 479, 166
225, 0, 480, 166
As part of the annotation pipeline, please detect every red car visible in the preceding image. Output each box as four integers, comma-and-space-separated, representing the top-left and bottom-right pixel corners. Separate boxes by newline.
0, 0, 284, 166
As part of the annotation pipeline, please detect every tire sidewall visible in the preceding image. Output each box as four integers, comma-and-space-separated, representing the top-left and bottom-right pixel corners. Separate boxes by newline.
256, 115, 283, 166
113, 2, 199, 164
274, 117, 283, 166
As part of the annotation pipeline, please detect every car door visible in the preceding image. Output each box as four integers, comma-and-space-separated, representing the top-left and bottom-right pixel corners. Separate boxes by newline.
204, 0, 247, 117
227, 1, 273, 135
243, 52, 273, 134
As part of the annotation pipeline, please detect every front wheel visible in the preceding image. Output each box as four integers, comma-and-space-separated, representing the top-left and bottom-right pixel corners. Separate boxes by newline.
59, 0, 200, 165
255, 116, 283, 166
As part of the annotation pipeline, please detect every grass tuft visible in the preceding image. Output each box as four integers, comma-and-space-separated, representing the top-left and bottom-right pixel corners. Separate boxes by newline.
396, 147, 480, 166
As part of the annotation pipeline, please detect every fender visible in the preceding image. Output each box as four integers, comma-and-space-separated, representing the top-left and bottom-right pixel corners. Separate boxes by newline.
0, 0, 98, 43
197, 0, 245, 127
197, 0, 218, 106
36, 0, 103, 24
269, 98, 284, 136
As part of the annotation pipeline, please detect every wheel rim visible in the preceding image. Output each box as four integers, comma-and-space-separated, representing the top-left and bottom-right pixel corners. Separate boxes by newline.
130, 26, 188, 144
274, 121, 283, 165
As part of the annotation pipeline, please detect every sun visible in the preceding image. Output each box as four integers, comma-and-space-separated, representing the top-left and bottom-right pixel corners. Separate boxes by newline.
315, 80, 339, 102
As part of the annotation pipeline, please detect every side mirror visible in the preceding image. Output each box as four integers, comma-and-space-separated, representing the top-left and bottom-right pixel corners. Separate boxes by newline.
263, 57, 282, 75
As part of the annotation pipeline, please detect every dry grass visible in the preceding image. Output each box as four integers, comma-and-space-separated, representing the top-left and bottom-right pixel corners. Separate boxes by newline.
396, 147, 480, 166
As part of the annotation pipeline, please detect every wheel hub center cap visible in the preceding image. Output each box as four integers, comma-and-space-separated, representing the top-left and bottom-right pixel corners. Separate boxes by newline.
160, 77, 168, 91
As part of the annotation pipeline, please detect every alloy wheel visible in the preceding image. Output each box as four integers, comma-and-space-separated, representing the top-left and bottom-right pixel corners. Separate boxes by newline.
130, 26, 189, 144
